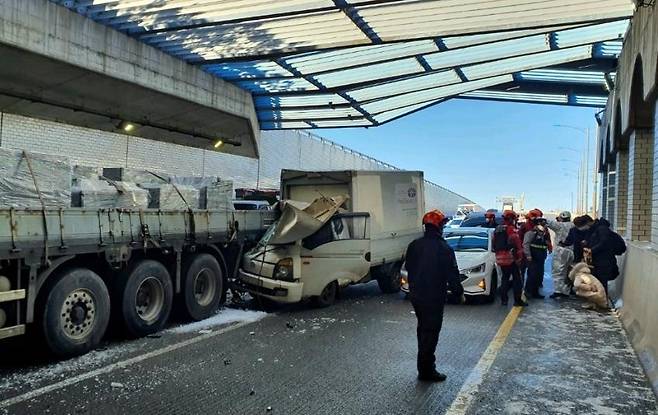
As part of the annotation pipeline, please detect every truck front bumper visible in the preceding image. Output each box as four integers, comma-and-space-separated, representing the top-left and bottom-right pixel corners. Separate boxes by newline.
237, 269, 304, 303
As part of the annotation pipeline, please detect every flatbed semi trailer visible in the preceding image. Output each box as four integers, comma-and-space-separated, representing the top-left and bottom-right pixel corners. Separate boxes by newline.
0, 207, 275, 357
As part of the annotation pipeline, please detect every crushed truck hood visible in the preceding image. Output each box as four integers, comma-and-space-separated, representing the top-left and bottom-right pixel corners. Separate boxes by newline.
267, 194, 349, 245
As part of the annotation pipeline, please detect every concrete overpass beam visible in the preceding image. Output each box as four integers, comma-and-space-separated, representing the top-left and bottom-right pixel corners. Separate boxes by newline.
0, 0, 260, 158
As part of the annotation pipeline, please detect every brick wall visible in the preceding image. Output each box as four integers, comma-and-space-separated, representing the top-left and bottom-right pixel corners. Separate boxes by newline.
0, 113, 474, 213
615, 148, 629, 237
627, 129, 654, 241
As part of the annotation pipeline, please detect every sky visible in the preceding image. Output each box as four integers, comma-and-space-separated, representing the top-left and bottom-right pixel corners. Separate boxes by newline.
318, 99, 600, 213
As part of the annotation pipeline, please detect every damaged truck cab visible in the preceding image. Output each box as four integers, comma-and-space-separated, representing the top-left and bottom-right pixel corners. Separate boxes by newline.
238, 170, 425, 306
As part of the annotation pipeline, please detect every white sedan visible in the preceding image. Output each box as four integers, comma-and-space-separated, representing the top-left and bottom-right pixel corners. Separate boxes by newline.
401, 227, 499, 302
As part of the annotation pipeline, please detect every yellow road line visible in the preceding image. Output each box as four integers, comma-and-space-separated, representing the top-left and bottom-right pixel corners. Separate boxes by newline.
445, 305, 523, 415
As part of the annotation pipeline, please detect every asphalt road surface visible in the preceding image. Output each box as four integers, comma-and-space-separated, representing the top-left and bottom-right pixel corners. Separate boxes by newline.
0, 282, 509, 415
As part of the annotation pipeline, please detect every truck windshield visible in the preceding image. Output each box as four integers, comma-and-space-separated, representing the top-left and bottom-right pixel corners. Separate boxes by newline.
257, 220, 279, 247
444, 232, 489, 252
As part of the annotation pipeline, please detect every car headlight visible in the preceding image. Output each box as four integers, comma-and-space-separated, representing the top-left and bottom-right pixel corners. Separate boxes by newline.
273, 258, 294, 281
463, 263, 486, 274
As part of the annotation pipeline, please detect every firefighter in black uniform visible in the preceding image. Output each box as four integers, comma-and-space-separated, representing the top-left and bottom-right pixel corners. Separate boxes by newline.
405, 210, 465, 382
483, 209, 498, 228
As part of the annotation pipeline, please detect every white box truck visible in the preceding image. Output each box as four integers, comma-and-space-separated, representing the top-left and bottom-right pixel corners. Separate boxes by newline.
238, 170, 425, 306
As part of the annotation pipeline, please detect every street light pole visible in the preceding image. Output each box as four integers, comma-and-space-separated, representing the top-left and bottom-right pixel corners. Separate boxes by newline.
555, 124, 592, 215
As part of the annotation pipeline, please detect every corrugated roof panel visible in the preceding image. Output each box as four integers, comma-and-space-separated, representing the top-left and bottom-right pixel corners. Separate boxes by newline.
141, 11, 369, 60
254, 94, 349, 109
518, 69, 608, 85
461, 46, 593, 81
258, 107, 363, 121
424, 34, 549, 71
594, 41, 624, 58
573, 95, 608, 106
311, 58, 424, 88
372, 101, 438, 124
282, 40, 439, 74
104, 1, 337, 33
361, 74, 513, 114
346, 70, 462, 102
441, 25, 576, 49
311, 119, 373, 128
461, 90, 568, 104
236, 78, 318, 93
356, 0, 634, 41
203, 60, 293, 79
554, 20, 629, 48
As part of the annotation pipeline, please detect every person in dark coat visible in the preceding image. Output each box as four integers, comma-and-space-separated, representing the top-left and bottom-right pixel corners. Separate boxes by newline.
483, 210, 498, 228
562, 215, 594, 263
581, 217, 619, 293
405, 210, 465, 382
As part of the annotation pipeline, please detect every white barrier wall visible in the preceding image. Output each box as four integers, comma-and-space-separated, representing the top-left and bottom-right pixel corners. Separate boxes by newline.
0, 113, 473, 213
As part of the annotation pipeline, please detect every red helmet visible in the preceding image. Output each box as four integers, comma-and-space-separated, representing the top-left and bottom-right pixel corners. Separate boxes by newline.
503, 210, 518, 221
422, 210, 447, 228
525, 209, 543, 220
485, 209, 496, 219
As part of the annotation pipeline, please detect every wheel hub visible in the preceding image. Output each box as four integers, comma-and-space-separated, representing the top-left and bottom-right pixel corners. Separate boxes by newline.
193, 268, 216, 307
135, 277, 164, 323
60, 289, 96, 340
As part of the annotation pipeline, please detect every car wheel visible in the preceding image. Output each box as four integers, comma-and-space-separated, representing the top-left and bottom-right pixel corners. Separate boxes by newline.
312, 281, 338, 308
485, 271, 498, 304
377, 263, 402, 294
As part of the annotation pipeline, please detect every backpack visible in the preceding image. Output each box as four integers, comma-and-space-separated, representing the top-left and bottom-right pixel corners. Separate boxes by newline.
609, 231, 627, 255
493, 225, 512, 252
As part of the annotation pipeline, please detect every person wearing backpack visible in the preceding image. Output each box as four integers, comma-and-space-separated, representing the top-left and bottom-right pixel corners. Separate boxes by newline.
523, 217, 553, 299
494, 210, 528, 307
580, 217, 624, 294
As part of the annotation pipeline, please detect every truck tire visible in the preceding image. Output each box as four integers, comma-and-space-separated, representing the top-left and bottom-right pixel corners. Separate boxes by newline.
312, 281, 338, 308
181, 254, 224, 321
377, 263, 402, 294
116, 260, 173, 337
40, 268, 110, 357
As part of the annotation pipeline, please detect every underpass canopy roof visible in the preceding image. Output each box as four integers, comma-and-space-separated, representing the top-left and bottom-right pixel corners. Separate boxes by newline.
57, 0, 636, 129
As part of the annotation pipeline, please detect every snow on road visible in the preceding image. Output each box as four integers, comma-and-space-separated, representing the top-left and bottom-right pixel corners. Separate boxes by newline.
169, 308, 268, 334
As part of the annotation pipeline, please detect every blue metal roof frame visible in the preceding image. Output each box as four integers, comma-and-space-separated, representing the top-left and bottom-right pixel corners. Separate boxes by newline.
54, 0, 635, 129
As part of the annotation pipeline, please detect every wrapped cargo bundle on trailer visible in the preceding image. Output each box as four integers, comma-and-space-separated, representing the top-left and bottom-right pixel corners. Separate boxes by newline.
71, 178, 149, 209
0, 148, 72, 208
141, 184, 200, 209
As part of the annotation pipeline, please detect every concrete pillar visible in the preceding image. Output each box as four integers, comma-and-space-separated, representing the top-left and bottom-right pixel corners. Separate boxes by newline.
653, 100, 658, 243
627, 129, 654, 241
615, 148, 629, 236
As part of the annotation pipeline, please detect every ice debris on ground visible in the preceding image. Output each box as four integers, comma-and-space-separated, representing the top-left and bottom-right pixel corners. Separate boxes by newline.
0, 342, 138, 391
170, 308, 268, 334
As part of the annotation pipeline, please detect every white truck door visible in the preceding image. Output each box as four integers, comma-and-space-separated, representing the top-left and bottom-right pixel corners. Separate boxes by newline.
299, 214, 371, 296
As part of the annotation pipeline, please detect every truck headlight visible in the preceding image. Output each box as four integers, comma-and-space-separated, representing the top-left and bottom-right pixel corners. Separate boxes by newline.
273, 258, 294, 281
463, 263, 486, 275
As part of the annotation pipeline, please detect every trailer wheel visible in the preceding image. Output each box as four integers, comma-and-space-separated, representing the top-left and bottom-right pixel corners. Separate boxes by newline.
181, 254, 224, 321
377, 263, 402, 294
41, 268, 110, 357
116, 260, 173, 337
312, 281, 338, 308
